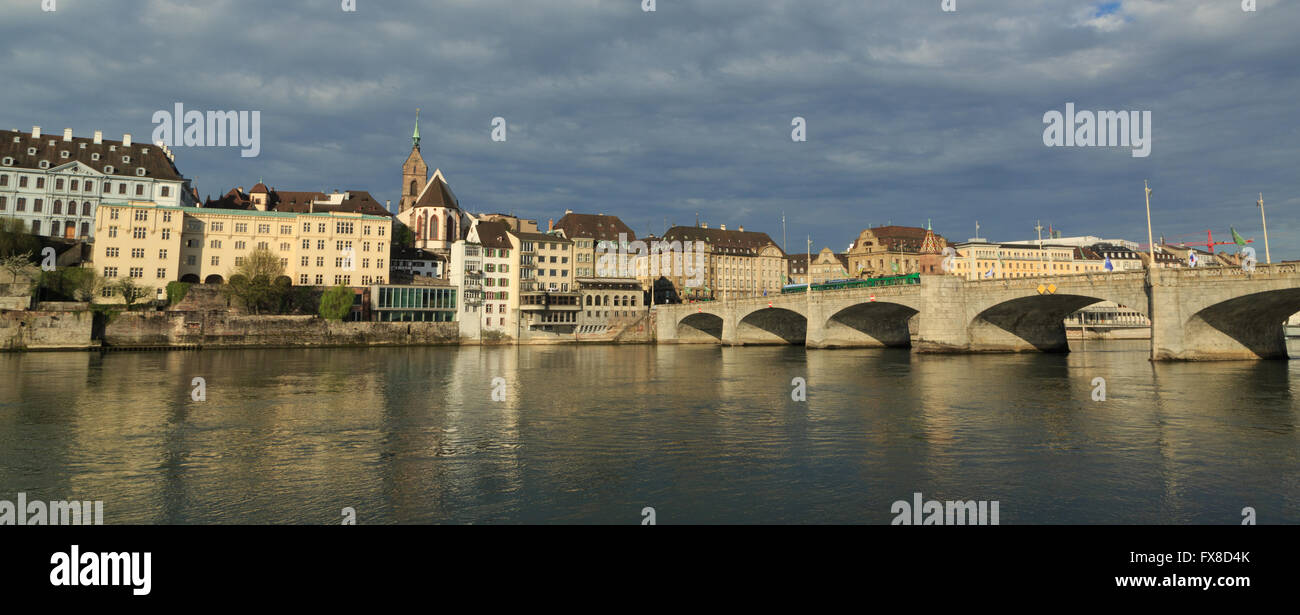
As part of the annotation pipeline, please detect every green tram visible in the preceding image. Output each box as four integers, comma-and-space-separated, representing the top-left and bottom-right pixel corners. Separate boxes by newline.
781, 272, 921, 294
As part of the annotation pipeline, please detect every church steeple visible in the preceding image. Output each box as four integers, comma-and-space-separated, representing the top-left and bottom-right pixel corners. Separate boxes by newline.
400, 108, 429, 213
412, 108, 421, 150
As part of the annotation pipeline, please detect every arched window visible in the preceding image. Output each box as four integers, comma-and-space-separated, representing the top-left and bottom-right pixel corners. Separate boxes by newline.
585, 295, 592, 305
603, 295, 610, 306
429, 214, 438, 241
81, 202, 90, 216
409, 180, 417, 196
53, 200, 62, 214
447, 215, 455, 240
415, 213, 424, 240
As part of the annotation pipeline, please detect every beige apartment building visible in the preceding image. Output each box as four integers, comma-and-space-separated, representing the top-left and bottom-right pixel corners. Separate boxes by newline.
948, 240, 1104, 280
553, 211, 636, 278
646, 223, 786, 302
93, 201, 392, 303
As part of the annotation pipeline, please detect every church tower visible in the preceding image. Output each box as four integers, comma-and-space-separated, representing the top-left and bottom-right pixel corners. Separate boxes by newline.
399, 109, 427, 213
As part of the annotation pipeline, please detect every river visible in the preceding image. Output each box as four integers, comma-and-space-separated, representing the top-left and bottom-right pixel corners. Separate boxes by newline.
1, 340, 1297, 524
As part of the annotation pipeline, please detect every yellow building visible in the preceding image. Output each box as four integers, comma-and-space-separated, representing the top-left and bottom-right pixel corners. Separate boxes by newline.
93, 201, 392, 303
949, 240, 1104, 280
642, 223, 786, 302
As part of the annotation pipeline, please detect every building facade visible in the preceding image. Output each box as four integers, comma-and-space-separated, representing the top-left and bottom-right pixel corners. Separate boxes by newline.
553, 211, 636, 279
846, 225, 948, 277
92, 202, 391, 303
648, 223, 785, 302
0, 127, 194, 240
948, 240, 1105, 279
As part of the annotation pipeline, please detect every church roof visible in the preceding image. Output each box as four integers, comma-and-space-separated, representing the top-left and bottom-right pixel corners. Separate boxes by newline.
411, 170, 459, 210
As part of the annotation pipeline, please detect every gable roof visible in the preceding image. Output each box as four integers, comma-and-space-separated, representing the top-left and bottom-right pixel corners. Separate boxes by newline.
411, 169, 459, 210
662, 225, 784, 257
554, 212, 636, 242
0, 129, 185, 181
203, 187, 391, 217
474, 220, 513, 249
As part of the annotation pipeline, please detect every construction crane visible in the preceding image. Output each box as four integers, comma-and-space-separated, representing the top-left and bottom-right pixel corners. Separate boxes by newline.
1137, 229, 1252, 254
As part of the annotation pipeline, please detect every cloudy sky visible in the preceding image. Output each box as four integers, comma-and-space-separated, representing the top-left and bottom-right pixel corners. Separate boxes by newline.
2, 0, 1297, 257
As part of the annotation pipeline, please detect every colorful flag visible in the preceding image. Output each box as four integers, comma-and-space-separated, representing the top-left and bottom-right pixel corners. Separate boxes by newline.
1231, 227, 1248, 246
983, 266, 994, 278
1104, 257, 1114, 271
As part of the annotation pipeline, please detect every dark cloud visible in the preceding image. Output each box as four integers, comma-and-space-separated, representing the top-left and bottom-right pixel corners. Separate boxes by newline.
2, 0, 1296, 255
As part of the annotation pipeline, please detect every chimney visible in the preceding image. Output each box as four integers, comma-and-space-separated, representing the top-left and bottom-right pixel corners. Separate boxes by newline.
31, 126, 40, 138
63, 128, 72, 142
720, 224, 727, 231
548, 218, 553, 231
738, 225, 744, 232
386, 200, 391, 212
93, 131, 103, 145
564, 209, 573, 215
702, 222, 708, 229
122, 133, 132, 147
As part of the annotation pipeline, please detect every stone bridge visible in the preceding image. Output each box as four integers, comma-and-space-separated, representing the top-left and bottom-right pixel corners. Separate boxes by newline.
655, 264, 1300, 360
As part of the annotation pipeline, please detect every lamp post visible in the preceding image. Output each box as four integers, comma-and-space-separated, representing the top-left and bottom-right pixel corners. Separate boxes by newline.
1258, 193, 1272, 265
1144, 180, 1156, 269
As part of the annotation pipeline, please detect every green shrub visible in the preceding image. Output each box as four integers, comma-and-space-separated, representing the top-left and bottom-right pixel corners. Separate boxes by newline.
166, 281, 191, 306
318, 284, 354, 321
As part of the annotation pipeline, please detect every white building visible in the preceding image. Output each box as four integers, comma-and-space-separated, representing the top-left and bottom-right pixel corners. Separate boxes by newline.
0, 127, 194, 239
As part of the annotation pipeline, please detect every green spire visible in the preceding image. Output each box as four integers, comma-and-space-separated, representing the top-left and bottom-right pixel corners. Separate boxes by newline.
927, 218, 932, 231
412, 108, 421, 149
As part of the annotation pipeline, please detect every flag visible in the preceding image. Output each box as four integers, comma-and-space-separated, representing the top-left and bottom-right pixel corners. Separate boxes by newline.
1231, 227, 1248, 247
983, 266, 994, 278
1104, 256, 1114, 272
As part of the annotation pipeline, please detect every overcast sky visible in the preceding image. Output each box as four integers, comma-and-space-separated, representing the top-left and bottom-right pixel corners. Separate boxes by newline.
2, 0, 1297, 257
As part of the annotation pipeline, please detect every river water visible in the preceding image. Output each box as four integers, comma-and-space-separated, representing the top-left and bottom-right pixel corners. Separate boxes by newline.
1, 340, 1297, 524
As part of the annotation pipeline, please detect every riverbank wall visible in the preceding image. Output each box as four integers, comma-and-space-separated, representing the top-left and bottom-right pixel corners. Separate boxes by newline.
0, 310, 95, 350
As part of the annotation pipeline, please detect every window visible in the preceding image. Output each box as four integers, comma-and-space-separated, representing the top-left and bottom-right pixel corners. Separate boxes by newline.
235, 241, 246, 250
235, 257, 245, 266
133, 227, 146, 239
161, 186, 170, 197
257, 241, 268, 250
210, 256, 220, 266
317, 223, 325, 233
159, 249, 168, 260
315, 275, 323, 285
280, 242, 289, 251
302, 222, 311, 233
108, 226, 117, 238
258, 224, 270, 234
299, 274, 309, 284
0, 175, 6, 187
106, 248, 120, 258
302, 239, 311, 249
378, 226, 385, 236
157, 268, 167, 279
300, 256, 309, 267
56, 178, 64, 190
317, 240, 325, 250
131, 248, 145, 258
33, 199, 43, 212
336, 222, 354, 235
186, 255, 197, 266
0, 197, 5, 211
162, 211, 171, 223
129, 267, 143, 278
161, 228, 170, 240
104, 267, 118, 278
135, 185, 144, 196
19, 176, 28, 188
234, 223, 247, 233
316, 257, 324, 267
118, 183, 125, 194
134, 210, 148, 221
36, 177, 45, 189
280, 225, 291, 234
209, 239, 221, 248
71, 180, 79, 191
16, 198, 25, 212
212, 222, 224, 232
82, 202, 90, 216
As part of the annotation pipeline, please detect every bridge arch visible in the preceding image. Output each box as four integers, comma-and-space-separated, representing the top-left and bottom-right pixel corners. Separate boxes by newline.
819, 301, 920, 348
1179, 288, 1300, 360
969, 293, 1148, 353
736, 307, 807, 345
675, 311, 724, 343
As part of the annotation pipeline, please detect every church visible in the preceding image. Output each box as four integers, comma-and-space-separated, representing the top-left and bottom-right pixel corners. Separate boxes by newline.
395, 111, 471, 255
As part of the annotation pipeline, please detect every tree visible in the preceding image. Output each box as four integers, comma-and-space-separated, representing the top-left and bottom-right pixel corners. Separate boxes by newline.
1, 252, 36, 286
0, 217, 40, 258
224, 248, 287, 314
111, 278, 150, 310
318, 284, 354, 321
393, 223, 414, 248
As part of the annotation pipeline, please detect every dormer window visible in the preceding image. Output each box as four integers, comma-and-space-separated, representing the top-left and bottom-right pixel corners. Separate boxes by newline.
1, 157, 12, 166
104, 165, 115, 174
60, 151, 69, 159
38, 160, 50, 169
109, 145, 116, 151
26, 147, 36, 155
79, 143, 86, 149
135, 167, 146, 176
122, 156, 131, 164
11, 137, 19, 143
91, 153, 100, 161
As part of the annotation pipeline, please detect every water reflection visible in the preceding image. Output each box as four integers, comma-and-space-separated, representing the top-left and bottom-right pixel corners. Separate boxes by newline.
0, 341, 1296, 524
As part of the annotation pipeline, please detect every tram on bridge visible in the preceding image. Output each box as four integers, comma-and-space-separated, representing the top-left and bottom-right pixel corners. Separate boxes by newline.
781, 273, 921, 294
